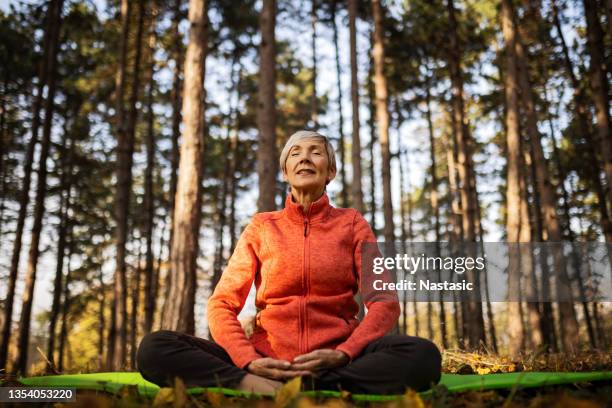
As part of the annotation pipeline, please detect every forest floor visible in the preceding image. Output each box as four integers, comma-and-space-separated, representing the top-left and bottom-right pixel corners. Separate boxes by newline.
3, 349, 612, 407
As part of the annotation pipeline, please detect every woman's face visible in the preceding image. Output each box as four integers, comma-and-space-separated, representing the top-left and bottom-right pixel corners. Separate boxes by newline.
283, 138, 335, 193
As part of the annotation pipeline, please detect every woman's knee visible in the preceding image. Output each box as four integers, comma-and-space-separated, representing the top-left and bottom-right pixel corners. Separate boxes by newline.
387, 335, 442, 388
136, 330, 179, 372
412, 337, 442, 385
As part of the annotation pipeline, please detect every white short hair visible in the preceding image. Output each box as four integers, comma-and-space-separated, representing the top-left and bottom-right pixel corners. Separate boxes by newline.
279, 130, 337, 174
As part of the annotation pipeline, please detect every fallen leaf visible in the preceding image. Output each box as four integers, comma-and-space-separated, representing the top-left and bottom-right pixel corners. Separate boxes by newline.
275, 377, 301, 407
205, 390, 225, 408
153, 388, 174, 407
173, 377, 188, 408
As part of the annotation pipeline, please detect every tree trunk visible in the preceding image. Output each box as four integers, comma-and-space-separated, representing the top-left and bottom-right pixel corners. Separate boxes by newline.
425, 80, 447, 349
551, 0, 612, 242
524, 139, 558, 350
46, 115, 75, 373
367, 54, 377, 235
98, 266, 106, 370
111, 0, 145, 370
0, 0, 58, 372
331, 2, 347, 207
445, 129, 464, 348
544, 88, 596, 347
257, 0, 278, 212
143, 5, 158, 335
153, 202, 167, 331
513, 16, 579, 352
107, 0, 130, 370
395, 98, 408, 335
212, 133, 231, 290
14, 0, 64, 374
371, 0, 395, 244
160, 0, 208, 333
228, 67, 242, 254
446, 0, 485, 348
162, 0, 183, 324
501, 0, 524, 358
310, 0, 317, 127
213, 55, 240, 291
406, 189, 420, 337
58, 230, 73, 373
518, 153, 542, 350
130, 236, 143, 369
583, 0, 612, 212
348, 0, 364, 213
0, 77, 7, 217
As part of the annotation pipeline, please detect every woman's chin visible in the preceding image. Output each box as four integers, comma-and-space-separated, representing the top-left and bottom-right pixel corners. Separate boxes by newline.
290, 181, 324, 192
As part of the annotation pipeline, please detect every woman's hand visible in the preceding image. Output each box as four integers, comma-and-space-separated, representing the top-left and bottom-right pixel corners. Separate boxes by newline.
246, 357, 312, 380
290, 349, 350, 371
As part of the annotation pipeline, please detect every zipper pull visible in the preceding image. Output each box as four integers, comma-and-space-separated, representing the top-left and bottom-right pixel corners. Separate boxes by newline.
304, 218, 308, 237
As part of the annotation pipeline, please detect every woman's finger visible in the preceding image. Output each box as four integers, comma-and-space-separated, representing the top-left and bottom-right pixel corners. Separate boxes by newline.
290, 360, 321, 371
266, 368, 311, 380
261, 358, 291, 369
292, 350, 322, 363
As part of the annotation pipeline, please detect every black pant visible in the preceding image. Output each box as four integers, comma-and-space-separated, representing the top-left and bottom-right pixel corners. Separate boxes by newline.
136, 330, 441, 394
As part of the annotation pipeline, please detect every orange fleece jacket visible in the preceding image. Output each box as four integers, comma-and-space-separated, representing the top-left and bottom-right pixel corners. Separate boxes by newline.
207, 193, 400, 369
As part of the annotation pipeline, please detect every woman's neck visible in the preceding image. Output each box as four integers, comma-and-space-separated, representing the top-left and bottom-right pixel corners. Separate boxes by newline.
290, 187, 325, 213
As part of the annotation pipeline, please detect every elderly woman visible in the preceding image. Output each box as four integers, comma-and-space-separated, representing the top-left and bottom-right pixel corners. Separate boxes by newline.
137, 130, 441, 394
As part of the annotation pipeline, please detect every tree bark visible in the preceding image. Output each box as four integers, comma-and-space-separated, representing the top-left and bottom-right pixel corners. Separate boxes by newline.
0, 0, 58, 372
213, 55, 240, 291
46, 113, 75, 372
143, 4, 158, 335
162, 0, 183, 324
367, 53, 377, 235
331, 1, 347, 207
257, 0, 278, 212
394, 96, 408, 335
310, 0, 318, 127
14, 0, 64, 374
111, 0, 145, 370
425, 80, 448, 349
0, 76, 7, 210
107, 0, 131, 370
513, 11, 579, 352
228, 67, 242, 254
348, 0, 364, 213
371, 0, 395, 244
551, 0, 612, 242
446, 0, 485, 348
161, 0, 208, 333
130, 236, 143, 368
58, 228, 73, 373
501, 0, 524, 358
97, 266, 106, 370
583, 0, 612, 212
544, 88, 596, 347
524, 138, 558, 350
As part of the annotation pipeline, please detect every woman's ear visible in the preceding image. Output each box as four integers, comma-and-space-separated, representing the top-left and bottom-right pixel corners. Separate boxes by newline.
326, 167, 337, 184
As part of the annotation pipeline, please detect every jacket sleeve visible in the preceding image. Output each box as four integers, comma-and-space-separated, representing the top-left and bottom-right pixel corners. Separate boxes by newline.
207, 214, 264, 369
335, 211, 400, 360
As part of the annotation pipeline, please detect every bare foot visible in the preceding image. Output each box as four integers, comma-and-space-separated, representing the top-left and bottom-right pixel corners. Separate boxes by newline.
237, 373, 283, 394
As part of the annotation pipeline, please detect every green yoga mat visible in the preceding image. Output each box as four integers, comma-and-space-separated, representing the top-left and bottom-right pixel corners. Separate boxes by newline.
16, 371, 612, 402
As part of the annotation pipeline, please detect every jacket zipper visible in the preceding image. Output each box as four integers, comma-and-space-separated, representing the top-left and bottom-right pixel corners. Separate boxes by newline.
300, 214, 310, 354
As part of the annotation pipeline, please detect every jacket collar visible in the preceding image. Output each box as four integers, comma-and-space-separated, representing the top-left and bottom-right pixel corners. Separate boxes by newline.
283, 191, 332, 223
